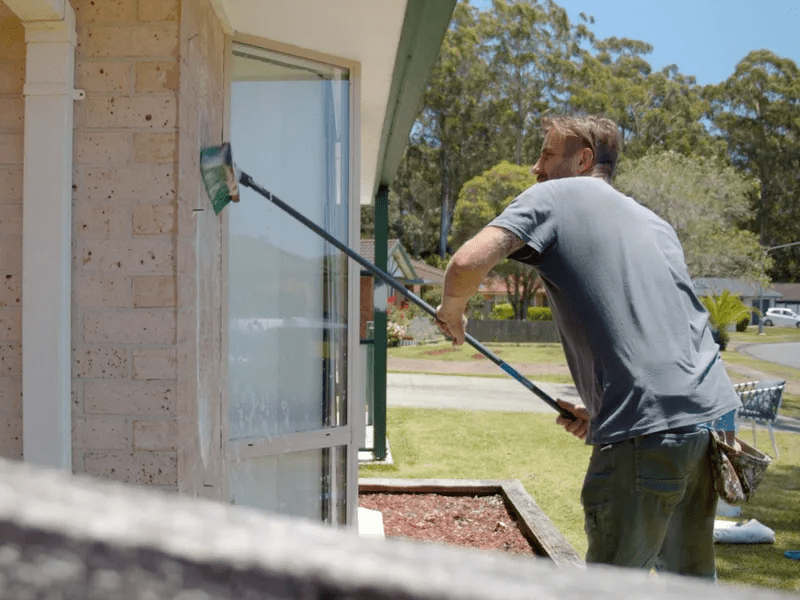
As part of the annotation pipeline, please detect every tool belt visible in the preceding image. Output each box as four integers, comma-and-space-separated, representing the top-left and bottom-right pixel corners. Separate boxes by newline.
707, 430, 771, 505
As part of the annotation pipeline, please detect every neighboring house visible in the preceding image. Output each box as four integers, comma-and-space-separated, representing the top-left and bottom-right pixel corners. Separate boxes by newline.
0, 0, 456, 527
772, 283, 800, 314
692, 277, 782, 324
478, 275, 548, 313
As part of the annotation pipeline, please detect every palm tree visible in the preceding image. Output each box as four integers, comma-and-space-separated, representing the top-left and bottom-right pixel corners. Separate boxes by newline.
700, 290, 754, 351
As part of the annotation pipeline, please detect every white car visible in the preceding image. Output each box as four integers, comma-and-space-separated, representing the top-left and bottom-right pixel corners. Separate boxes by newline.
763, 307, 800, 328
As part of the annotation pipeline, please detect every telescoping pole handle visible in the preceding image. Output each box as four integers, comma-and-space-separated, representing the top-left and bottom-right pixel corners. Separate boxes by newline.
239, 172, 575, 421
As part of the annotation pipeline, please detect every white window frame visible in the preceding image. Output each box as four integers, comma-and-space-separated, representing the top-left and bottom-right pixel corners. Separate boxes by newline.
223, 34, 362, 526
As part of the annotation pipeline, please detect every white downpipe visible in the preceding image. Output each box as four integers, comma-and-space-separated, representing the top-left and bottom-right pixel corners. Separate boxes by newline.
20, 2, 83, 470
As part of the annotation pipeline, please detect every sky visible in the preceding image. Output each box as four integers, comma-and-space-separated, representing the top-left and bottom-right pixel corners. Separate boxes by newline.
470, 0, 799, 86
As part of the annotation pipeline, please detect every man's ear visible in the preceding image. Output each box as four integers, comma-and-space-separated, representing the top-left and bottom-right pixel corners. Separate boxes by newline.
578, 147, 594, 174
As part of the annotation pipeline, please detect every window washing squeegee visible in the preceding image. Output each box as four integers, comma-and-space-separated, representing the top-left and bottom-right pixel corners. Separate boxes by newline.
199, 143, 575, 421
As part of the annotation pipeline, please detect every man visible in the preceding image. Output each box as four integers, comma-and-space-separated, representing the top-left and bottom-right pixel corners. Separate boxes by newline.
435, 115, 741, 578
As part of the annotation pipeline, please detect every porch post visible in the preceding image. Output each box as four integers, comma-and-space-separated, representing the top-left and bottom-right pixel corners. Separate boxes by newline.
372, 185, 389, 461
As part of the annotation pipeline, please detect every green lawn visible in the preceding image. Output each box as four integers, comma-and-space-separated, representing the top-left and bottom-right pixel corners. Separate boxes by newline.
365, 335, 800, 593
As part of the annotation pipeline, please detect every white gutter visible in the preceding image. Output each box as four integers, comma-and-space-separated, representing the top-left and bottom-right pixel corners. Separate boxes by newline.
8, 0, 83, 470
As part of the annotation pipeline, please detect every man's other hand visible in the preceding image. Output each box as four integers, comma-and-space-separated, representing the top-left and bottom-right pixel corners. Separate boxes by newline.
435, 298, 469, 345
556, 399, 590, 440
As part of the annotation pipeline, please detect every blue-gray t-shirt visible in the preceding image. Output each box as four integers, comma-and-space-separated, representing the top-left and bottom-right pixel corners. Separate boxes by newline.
489, 177, 741, 445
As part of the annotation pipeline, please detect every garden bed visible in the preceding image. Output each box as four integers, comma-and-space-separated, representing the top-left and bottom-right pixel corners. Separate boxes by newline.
358, 478, 583, 568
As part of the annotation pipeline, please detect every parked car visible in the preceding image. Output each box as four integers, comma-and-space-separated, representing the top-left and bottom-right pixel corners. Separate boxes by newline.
763, 307, 800, 328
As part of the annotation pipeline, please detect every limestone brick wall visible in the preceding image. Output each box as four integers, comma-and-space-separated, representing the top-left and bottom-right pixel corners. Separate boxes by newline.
0, 2, 24, 460
175, 0, 226, 499
71, 0, 224, 495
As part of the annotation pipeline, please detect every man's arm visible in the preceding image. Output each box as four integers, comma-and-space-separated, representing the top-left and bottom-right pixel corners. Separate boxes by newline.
435, 226, 524, 344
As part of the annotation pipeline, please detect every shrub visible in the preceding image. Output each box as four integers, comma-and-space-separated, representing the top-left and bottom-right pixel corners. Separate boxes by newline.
527, 306, 552, 321
490, 303, 515, 320
736, 314, 751, 332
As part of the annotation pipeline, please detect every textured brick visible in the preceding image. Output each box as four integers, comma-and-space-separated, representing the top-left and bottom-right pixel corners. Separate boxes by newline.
0, 62, 25, 94
0, 307, 20, 342
72, 0, 137, 23
84, 450, 177, 485
0, 273, 20, 307
133, 204, 176, 235
79, 239, 175, 273
73, 273, 130, 307
0, 376, 22, 414
73, 201, 129, 238
0, 343, 21, 376
133, 348, 176, 380
74, 416, 129, 450
84, 380, 175, 415
83, 96, 176, 129
84, 309, 176, 344
81, 23, 179, 59
75, 61, 131, 93
73, 346, 128, 379
75, 132, 131, 164
0, 237, 21, 270
133, 276, 176, 307
138, 0, 179, 21
134, 132, 176, 163
133, 419, 177, 451
135, 61, 178, 93
0, 413, 21, 448
0, 204, 21, 235
0, 133, 23, 164
0, 98, 23, 130
0, 169, 22, 202
86, 164, 175, 201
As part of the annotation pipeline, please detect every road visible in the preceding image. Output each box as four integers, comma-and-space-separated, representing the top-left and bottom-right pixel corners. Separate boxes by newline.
741, 342, 800, 369
387, 372, 580, 414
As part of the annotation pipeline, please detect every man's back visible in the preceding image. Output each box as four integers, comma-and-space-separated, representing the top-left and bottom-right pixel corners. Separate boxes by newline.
491, 177, 740, 443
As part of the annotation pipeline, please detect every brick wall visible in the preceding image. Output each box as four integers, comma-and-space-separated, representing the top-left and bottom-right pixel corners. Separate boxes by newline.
71, 0, 225, 496
0, 2, 24, 460
175, 0, 226, 499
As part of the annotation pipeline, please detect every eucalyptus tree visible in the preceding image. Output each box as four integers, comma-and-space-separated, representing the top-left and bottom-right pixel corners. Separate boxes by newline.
615, 151, 764, 283
705, 50, 800, 281
481, 0, 588, 166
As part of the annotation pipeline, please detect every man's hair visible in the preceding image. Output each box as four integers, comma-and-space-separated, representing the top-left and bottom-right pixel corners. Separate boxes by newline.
541, 115, 622, 183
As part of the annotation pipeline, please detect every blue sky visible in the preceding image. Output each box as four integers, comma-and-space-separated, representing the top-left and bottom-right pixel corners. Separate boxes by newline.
469, 0, 799, 86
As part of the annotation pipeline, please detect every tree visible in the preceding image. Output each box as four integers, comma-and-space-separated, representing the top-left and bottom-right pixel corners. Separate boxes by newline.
569, 35, 717, 159
705, 50, 800, 281
481, 0, 587, 165
615, 151, 764, 282
451, 161, 538, 319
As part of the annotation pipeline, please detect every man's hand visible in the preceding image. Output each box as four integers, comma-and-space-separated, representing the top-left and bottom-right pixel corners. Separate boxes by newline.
556, 399, 590, 440
435, 296, 469, 345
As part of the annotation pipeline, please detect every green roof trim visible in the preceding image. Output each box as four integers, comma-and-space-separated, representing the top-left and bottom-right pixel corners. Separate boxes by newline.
373, 0, 456, 198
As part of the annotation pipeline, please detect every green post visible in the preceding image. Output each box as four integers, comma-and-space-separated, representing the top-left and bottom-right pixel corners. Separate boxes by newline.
373, 185, 389, 460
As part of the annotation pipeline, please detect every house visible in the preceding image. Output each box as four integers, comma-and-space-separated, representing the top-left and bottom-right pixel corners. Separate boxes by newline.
692, 277, 782, 324
0, 0, 456, 527
772, 283, 800, 314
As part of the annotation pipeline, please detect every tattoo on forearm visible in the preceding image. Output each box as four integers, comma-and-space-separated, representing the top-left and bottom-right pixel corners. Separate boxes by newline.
496, 230, 525, 257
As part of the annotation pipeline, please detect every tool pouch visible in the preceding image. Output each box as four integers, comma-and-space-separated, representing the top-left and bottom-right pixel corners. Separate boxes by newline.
707, 429, 771, 505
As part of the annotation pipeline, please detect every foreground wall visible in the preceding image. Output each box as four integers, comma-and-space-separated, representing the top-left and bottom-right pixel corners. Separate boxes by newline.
70, 0, 225, 496
0, 2, 24, 460
0, 457, 792, 600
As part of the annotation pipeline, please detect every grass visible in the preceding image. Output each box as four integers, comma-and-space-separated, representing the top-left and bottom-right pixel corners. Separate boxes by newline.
364, 334, 800, 593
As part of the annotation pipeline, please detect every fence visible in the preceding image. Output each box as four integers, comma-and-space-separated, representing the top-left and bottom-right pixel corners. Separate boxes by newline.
467, 319, 561, 343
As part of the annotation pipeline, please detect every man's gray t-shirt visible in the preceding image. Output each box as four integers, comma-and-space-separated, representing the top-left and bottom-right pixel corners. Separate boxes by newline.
489, 177, 741, 445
